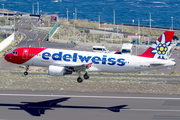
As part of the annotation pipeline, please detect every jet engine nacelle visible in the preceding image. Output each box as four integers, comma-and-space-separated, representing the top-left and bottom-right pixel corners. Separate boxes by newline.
48, 65, 72, 76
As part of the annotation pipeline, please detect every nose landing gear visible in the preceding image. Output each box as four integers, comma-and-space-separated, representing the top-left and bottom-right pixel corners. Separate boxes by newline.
23, 65, 29, 76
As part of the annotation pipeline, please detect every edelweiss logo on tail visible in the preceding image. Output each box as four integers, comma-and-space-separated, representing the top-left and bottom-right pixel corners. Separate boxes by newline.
151, 33, 171, 59
138, 31, 174, 59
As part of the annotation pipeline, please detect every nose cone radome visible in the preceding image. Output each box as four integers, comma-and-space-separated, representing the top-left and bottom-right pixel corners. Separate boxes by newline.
4, 53, 13, 63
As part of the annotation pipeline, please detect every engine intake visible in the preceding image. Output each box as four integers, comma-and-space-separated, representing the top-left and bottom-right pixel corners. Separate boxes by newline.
48, 65, 72, 76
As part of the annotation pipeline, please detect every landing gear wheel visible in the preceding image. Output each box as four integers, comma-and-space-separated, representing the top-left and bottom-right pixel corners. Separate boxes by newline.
23, 65, 29, 76
83, 73, 89, 79
77, 77, 83, 83
24, 72, 28, 76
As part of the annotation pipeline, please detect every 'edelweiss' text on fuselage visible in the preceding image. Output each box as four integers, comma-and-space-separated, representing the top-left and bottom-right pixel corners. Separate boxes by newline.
42, 52, 126, 66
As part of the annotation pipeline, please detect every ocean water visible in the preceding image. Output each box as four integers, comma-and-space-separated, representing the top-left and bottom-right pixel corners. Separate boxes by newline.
1, 0, 180, 28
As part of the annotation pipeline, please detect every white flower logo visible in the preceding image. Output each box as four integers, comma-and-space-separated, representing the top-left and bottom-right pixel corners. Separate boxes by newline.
151, 33, 171, 59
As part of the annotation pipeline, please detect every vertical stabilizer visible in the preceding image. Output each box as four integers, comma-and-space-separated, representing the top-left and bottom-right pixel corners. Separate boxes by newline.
138, 31, 174, 59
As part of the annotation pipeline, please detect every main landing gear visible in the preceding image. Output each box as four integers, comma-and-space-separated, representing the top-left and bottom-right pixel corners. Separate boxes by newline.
77, 72, 90, 83
23, 65, 29, 76
77, 76, 83, 83
83, 72, 90, 79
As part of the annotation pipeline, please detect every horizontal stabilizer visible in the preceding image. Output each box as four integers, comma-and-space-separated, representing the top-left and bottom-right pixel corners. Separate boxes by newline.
150, 61, 168, 66
168, 58, 175, 61
150, 62, 165, 67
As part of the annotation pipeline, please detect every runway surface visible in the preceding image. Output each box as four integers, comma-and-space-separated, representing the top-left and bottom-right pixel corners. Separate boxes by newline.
0, 91, 180, 120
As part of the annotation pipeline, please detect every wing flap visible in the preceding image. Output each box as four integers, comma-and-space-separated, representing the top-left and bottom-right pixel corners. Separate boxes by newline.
86, 66, 102, 72
57, 62, 94, 72
58, 62, 87, 67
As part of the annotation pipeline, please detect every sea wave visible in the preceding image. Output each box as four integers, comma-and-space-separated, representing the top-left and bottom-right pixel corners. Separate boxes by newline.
151, 2, 166, 4
51, 0, 59, 2
155, 6, 168, 8
51, 0, 62, 2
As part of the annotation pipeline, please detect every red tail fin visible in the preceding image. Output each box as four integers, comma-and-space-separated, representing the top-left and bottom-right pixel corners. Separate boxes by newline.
138, 31, 174, 59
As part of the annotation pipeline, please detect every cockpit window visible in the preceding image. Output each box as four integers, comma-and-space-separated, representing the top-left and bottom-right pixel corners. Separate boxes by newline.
12, 51, 18, 54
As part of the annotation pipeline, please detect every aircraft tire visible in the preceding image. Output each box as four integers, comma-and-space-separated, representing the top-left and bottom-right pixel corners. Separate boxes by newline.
24, 72, 28, 76
83, 73, 89, 79
77, 77, 83, 83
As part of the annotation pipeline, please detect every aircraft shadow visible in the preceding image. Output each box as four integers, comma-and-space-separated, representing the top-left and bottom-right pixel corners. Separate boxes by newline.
0, 97, 128, 116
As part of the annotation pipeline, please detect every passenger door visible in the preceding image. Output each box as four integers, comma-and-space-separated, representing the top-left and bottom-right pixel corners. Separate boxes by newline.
22, 49, 29, 60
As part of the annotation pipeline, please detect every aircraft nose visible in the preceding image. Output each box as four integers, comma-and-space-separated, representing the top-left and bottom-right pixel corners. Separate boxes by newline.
4, 53, 12, 62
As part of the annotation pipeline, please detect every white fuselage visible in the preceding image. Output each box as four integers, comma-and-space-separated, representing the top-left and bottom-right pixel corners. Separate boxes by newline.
23, 48, 175, 73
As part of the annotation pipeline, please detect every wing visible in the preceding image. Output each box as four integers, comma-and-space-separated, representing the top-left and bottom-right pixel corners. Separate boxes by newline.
58, 62, 90, 67
58, 62, 101, 72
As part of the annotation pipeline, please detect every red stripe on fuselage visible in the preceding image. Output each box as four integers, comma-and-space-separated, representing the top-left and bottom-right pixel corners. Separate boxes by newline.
4, 47, 46, 64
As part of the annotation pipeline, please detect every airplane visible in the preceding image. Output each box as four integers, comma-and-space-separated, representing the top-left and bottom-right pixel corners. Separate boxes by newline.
4, 30, 176, 83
